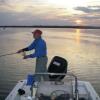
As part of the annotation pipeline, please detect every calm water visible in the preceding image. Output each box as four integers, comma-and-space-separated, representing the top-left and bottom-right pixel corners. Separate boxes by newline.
0, 28, 100, 99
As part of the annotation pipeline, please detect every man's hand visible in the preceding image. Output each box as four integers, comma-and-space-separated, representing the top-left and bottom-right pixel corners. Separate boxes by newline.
23, 55, 29, 59
17, 49, 23, 53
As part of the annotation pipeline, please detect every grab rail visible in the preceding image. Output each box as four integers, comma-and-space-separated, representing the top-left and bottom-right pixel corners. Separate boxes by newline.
34, 72, 79, 100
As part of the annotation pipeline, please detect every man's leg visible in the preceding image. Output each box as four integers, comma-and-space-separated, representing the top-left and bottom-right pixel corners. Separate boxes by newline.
35, 56, 48, 81
40, 56, 48, 81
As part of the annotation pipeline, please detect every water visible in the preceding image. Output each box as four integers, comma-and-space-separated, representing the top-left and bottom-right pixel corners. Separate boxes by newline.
0, 28, 100, 99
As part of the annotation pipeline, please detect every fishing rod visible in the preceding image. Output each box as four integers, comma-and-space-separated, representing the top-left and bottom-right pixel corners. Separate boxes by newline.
0, 52, 18, 58
0, 51, 26, 58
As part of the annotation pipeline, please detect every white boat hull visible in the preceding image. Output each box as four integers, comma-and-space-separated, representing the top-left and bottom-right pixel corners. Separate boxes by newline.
6, 80, 100, 100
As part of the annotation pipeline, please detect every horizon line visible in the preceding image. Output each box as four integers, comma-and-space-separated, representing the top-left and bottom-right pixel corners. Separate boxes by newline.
0, 25, 100, 29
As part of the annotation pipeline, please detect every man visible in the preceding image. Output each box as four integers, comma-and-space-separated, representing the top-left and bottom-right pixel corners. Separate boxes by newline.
17, 29, 48, 81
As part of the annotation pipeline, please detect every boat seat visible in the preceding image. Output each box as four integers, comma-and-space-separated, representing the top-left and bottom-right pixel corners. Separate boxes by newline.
48, 56, 68, 81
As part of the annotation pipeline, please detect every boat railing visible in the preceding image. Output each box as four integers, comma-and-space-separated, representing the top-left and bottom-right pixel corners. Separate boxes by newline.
34, 72, 79, 100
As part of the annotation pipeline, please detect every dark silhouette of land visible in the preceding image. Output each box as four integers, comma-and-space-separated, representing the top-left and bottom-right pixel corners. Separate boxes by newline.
0, 25, 100, 29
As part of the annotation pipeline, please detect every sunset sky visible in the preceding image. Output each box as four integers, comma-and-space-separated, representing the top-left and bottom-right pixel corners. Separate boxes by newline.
0, 0, 100, 26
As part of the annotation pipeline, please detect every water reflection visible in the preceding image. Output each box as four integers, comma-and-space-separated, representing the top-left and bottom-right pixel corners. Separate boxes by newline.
75, 29, 81, 44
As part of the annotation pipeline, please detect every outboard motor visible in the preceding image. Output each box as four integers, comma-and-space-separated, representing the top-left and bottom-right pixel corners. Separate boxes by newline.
48, 56, 68, 81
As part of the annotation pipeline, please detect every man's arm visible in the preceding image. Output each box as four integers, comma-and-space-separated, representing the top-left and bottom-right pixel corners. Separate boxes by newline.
23, 53, 37, 59
17, 40, 36, 53
23, 41, 45, 59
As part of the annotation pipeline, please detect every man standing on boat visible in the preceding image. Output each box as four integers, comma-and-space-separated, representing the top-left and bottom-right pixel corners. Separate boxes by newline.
17, 29, 48, 81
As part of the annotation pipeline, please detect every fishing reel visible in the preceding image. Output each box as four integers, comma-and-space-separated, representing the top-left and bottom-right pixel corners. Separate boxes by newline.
21, 51, 26, 57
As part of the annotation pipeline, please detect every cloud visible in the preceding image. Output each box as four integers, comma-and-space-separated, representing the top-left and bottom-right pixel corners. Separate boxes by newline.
0, 0, 47, 5
0, 8, 100, 26
73, 6, 100, 25
0, 1, 100, 26
74, 6, 100, 13
0, 3, 73, 25
0, 10, 73, 25
0, 0, 11, 6
80, 15, 100, 20
88, 6, 100, 8
0, 0, 6, 4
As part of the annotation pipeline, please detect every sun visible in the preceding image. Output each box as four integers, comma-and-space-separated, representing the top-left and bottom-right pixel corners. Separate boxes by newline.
75, 20, 82, 24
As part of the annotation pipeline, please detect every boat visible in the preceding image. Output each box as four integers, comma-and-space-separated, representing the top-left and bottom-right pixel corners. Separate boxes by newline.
6, 56, 100, 100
